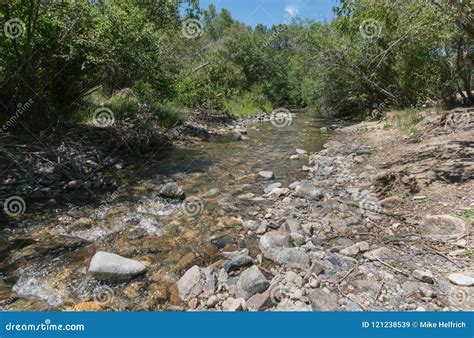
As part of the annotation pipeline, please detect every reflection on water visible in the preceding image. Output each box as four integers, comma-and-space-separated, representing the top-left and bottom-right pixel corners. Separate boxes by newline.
0, 111, 327, 310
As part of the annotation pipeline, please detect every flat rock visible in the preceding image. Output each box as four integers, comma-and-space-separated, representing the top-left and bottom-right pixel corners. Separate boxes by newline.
309, 289, 339, 311
413, 269, 434, 284
420, 215, 466, 241
448, 273, 474, 286
222, 297, 243, 311
236, 265, 269, 300
264, 183, 282, 194
246, 290, 273, 311
88, 251, 146, 280
176, 265, 204, 301
258, 171, 274, 179
221, 255, 253, 273
294, 181, 323, 200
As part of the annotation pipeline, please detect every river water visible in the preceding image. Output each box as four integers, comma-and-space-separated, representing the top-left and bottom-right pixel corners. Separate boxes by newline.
0, 110, 327, 311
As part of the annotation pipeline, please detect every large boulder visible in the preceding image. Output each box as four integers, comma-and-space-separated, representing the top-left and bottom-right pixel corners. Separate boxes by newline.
236, 265, 269, 300
88, 251, 146, 280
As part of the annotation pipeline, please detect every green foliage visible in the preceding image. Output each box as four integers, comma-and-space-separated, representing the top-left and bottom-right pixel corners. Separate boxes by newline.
0, 0, 471, 130
222, 86, 273, 116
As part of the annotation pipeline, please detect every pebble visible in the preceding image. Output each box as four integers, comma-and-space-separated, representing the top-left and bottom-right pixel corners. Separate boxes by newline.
448, 273, 474, 286
412, 269, 434, 284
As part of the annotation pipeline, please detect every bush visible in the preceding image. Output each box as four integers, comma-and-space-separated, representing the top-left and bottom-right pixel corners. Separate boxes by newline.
222, 87, 272, 116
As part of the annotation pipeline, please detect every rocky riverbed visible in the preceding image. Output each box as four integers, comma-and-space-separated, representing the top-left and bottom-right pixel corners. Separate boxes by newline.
1, 108, 472, 312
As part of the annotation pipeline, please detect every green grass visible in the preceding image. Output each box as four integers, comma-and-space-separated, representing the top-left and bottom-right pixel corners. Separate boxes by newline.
453, 208, 474, 222
385, 108, 422, 136
68, 91, 184, 128
222, 89, 272, 117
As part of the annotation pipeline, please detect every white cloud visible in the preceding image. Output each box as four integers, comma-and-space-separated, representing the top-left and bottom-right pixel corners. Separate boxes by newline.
284, 4, 298, 17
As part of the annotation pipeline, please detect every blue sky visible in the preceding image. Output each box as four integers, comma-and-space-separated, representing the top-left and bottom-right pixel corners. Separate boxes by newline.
199, 0, 338, 27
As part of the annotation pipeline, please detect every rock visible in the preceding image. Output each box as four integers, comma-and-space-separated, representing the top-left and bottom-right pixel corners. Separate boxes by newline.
270, 248, 311, 270
296, 149, 308, 155
259, 230, 310, 269
176, 266, 204, 301
246, 290, 273, 311
188, 298, 198, 309
309, 289, 339, 311
294, 181, 322, 200
448, 273, 474, 286
286, 218, 302, 234
289, 181, 300, 190
222, 297, 243, 311
88, 251, 146, 280
236, 266, 269, 300
267, 188, 289, 199
243, 220, 259, 231
264, 183, 282, 194
221, 255, 253, 273
309, 260, 326, 276
357, 241, 370, 252
67, 180, 82, 189
340, 244, 360, 257
363, 247, 391, 261
258, 171, 274, 179
290, 155, 300, 160
413, 269, 434, 284
159, 182, 185, 200
420, 215, 467, 241
206, 295, 219, 308
259, 230, 291, 252
210, 235, 236, 249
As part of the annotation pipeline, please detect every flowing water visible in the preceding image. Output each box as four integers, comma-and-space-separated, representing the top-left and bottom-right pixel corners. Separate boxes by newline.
0, 110, 327, 310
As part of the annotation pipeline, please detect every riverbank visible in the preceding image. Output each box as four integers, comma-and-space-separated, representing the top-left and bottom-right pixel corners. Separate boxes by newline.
0, 109, 271, 210
1, 107, 472, 312
171, 107, 473, 312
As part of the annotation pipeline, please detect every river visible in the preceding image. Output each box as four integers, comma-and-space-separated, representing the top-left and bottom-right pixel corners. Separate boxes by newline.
0, 110, 327, 311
